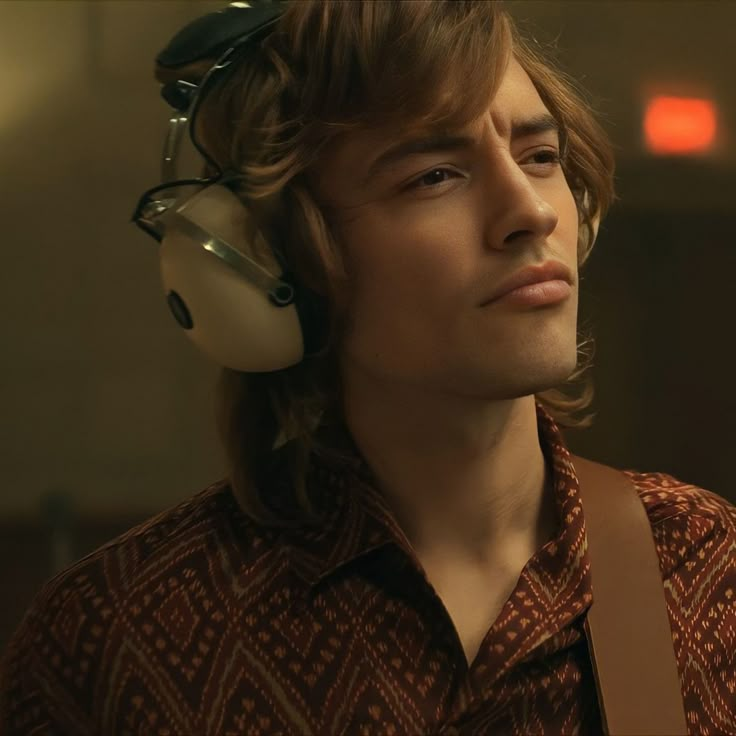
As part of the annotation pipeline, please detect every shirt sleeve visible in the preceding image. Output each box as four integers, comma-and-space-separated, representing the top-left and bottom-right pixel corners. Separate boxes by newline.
0, 607, 66, 735
667, 520, 736, 733
0, 577, 99, 736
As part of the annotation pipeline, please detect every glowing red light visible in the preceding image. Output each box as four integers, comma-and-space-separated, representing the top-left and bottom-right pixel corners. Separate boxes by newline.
644, 96, 717, 155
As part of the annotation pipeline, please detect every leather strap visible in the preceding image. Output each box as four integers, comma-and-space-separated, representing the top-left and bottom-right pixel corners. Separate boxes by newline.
570, 453, 688, 735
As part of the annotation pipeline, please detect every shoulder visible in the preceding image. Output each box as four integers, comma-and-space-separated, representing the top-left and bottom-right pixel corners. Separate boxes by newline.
622, 470, 736, 593
7, 477, 280, 628
32, 478, 275, 600
620, 468, 736, 577
0, 479, 281, 732
622, 468, 736, 532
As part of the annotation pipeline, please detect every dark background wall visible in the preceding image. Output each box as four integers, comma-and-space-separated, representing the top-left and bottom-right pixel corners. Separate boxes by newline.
1, 1, 734, 650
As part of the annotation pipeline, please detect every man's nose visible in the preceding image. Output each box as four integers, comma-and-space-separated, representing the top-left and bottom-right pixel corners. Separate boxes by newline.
481, 151, 559, 250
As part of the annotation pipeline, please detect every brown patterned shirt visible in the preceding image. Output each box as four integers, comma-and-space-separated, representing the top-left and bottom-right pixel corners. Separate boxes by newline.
2, 402, 736, 735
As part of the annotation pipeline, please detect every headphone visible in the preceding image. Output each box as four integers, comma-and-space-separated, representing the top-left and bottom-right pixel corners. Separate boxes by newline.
131, 0, 328, 373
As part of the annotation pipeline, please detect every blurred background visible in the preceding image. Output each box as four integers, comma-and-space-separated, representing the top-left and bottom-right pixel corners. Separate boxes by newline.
1, 0, 734, 650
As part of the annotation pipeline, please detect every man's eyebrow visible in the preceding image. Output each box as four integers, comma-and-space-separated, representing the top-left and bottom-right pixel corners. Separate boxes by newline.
511, 112, 560, 140
363, 112, 560, 185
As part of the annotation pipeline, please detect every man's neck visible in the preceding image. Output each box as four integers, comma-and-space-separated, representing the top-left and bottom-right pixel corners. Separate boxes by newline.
341, 381, 558, 568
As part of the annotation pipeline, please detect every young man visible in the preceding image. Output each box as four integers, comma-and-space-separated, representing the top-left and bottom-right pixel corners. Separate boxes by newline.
2, 2, 735, 734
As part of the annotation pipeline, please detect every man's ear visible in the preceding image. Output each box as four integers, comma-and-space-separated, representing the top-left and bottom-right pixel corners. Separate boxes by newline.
582, 190, 601, 247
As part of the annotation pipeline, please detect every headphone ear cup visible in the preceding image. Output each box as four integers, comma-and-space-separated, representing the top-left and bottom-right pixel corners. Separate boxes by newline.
159, 185, 305, 372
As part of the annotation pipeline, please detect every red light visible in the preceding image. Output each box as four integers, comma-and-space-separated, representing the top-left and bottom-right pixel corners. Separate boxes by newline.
644, 96, 717, 155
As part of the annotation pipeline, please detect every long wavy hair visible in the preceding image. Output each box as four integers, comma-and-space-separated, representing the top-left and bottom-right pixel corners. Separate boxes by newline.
155, 0, 616, 526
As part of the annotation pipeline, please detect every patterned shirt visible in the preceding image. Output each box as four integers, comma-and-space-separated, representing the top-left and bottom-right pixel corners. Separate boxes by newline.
2, 402, 736, 735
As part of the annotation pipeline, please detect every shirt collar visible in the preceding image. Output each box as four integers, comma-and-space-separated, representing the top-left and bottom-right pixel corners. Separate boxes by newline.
280, 401, 592, 612
279, 422, 412, 589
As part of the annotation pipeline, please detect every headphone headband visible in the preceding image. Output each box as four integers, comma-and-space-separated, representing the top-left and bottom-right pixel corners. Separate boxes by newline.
156, 2, 286, 70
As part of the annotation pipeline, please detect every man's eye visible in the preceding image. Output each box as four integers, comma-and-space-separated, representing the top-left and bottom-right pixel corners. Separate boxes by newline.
406, 167, 462, 191
523, 149, 561, 167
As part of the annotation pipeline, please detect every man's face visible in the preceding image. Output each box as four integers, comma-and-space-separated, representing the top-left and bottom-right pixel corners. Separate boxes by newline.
312, 57, 581, 401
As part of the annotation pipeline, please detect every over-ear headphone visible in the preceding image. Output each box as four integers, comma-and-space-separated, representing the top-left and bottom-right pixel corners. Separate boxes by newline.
131, 1, 328, 373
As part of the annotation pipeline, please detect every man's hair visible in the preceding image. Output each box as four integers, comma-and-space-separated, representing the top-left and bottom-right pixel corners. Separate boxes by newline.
155, 0, 615, 526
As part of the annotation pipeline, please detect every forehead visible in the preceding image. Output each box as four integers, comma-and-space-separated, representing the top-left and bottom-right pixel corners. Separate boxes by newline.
312, 58, 550, 196
485, 57, 548, 134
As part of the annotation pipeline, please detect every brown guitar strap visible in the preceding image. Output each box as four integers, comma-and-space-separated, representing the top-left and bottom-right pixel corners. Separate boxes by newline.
570, 454, 688, 735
